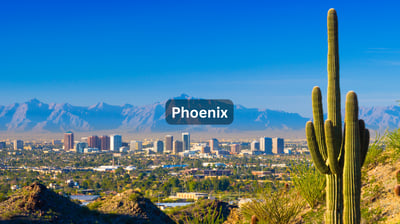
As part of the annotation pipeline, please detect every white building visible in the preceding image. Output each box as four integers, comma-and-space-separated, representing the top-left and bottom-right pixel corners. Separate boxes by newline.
110, 135, 122, 151
259, 137, 272, 154
13, 140, 23, 150
250, 141, 259, 151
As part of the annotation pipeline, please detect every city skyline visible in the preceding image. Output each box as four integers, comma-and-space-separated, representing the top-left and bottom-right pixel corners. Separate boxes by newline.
1, 1, 400, 117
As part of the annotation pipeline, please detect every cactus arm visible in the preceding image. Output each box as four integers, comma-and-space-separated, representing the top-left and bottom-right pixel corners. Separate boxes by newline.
327, 8, 342, 150
360, 128, 370, 167
325, 119, 340, 174
306, 121, 330, 174
343, 91, 361, 224
359, 119, 365, 131
312, 86, 328, 160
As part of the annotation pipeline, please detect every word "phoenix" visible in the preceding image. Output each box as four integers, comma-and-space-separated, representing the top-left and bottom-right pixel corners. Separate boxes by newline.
172, 106, 228, 119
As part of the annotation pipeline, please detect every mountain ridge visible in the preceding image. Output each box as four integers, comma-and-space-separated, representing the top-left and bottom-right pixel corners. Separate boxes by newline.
0, 96, 397, 133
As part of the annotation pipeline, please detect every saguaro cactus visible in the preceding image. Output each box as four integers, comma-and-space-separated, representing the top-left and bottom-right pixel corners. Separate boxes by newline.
306, 8, 343, 224
305, 8, 369, 224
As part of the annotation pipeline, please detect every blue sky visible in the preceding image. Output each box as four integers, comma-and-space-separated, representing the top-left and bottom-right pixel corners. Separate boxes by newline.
1, 0, 399, 117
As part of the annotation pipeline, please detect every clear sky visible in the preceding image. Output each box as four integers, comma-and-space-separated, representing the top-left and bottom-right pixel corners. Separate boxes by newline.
1, 0, 399, 117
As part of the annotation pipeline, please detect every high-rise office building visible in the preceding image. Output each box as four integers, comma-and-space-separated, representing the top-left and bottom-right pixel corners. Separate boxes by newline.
230, 144, 241, 154
209, 138, 219, 152
88, 136, 101, 149
100, 136, 110, 150
272, 137, 284, 154
0, 142, 6, 149
165, 135, 173, 152
64, 131, 74, 151
13, 140, 23, 150
110, 135, 122, 151
260, 137, 273, 154
182, 132, 190, 151
130, 141, 142, 151
75, 142, 88, 154
154, 140, 164, 154
251, 141, 260, 151
201, 146, 211, 154
173, 140, 183, 155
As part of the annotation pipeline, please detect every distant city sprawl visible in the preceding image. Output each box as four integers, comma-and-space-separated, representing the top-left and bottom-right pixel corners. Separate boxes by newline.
0, 131, 309, 207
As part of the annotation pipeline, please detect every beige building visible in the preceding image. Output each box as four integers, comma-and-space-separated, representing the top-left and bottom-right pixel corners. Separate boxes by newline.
175, 192, 208, 200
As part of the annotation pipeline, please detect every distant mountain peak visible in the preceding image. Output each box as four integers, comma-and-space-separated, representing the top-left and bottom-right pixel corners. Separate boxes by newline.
173, 93, 192, 99
89, 102, 109, 110
0, 98, 396, 133
26, 98, 42, 105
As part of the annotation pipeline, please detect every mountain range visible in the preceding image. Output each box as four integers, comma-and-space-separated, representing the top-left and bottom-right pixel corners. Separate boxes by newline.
0, 94, 397, 133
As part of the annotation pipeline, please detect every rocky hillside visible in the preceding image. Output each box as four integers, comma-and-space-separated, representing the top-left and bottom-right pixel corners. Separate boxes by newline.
0, 183, 174, 224
0, 182, 114, 223
89, 190, 175, 224
167, 199, 237, 223
359, 144, 400, 224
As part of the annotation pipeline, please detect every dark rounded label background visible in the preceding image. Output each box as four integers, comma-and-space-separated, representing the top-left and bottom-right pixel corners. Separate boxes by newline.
165, 99, 234, 125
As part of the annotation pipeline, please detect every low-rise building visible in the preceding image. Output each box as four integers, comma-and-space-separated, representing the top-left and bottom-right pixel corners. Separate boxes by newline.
251, 170, 273, 178
174, 192, 208, 200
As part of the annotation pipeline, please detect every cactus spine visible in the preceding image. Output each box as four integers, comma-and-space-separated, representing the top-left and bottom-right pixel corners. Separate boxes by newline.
306, 8, 370, 224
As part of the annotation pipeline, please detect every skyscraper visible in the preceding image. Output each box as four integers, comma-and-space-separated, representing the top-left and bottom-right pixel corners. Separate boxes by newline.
182, 132, 190, 151
13, 140, 23, 150
100, 135, 110, 150
209, 138, 219, 152
154, 140, 164, 154
230, 144, 241, 154
173, 140, 183, 155
272, 137, 284, 154
165, 135, 173, 152
260, 137, 272, 154
201, 146, 211, 154
88, 136, 101, 149
110, 135, 122, 151
250, 141, 260, 152
64, 131, 74, 151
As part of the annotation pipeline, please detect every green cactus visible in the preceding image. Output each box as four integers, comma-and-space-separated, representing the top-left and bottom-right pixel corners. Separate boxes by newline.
343, 92, 369, 224
305, 8, 369, 224
306, 8, 343, 224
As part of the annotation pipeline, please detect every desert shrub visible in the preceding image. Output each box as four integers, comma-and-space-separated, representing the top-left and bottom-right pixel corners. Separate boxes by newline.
386, 128, 400, 151
384, 128, 400, 163
0, 193, 7, 202
364, 133, 386, 167
87, 201, 102, 210
361, 206, 386, 224
361, 175, 387, 223
186, 206, 224, 224
397, 170, 400, 184
290, 161, 325, 208
129, 192, 143, 201
240, 186, 304, 224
